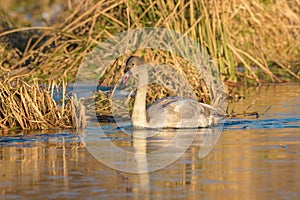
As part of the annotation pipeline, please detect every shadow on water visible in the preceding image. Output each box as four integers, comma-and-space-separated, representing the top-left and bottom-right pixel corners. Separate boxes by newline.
1, 84, 300, 199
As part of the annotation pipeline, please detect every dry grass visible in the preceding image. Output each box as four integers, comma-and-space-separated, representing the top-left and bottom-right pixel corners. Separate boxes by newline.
0, 0, 299, 83
0, 0, 299, 129
0, 76, 85, 130
226, 0, 300, 83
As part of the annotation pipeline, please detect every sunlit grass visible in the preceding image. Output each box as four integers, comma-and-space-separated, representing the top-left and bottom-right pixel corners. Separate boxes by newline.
0, 0, 299, 130
0, 0, 299, 84
0, 76, 85, 130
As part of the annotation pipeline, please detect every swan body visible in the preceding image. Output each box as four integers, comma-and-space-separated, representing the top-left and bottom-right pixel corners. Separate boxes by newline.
123, 56, 224, 128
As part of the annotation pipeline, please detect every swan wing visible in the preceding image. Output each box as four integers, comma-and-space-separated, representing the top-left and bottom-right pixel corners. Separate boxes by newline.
146, 97, 215, 128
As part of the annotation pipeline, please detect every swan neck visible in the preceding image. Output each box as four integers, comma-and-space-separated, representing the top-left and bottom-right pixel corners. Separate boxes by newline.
132, 68, 149, 127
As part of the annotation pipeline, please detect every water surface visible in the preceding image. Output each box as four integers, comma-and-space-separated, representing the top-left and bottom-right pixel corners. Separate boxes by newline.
1, 84, 300, 199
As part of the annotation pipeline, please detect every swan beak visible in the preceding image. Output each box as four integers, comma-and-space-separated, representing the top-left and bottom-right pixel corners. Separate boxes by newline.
122, 72, 132, 83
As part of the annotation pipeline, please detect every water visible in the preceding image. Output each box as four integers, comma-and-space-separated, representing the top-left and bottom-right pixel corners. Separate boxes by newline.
1, 84, 300, 199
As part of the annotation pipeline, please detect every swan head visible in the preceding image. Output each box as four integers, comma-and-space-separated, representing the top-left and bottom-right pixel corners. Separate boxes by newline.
123, 56, 145, 83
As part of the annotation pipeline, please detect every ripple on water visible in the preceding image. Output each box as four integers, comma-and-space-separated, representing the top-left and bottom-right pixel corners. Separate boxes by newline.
0, 84, 300, 199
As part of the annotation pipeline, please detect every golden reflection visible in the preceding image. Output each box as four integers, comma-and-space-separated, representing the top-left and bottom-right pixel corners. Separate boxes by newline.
1, 85, 300, 199
1, 128, 300, 199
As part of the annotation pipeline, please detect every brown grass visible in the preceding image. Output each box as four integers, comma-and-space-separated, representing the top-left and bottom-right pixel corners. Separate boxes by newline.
0, 0, 299, 84
0, 0, 299, 129
0, 76, 85, 130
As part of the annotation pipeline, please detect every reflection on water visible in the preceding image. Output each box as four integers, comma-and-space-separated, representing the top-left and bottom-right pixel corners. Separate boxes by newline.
79, 126, 221, 173
1, 85, 300, 199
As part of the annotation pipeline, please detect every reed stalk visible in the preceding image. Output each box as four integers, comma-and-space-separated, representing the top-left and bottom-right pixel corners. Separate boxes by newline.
0, 0, 298, 83
0, 77, 85, 130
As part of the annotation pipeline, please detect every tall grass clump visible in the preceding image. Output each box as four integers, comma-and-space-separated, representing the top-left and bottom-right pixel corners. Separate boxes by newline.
0, 77, 85, 130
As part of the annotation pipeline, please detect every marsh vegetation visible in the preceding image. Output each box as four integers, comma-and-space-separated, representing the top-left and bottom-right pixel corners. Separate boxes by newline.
0, 0, 299, 130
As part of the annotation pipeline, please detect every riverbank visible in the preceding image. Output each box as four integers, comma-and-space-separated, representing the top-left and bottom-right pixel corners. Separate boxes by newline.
0, 0, 299, 130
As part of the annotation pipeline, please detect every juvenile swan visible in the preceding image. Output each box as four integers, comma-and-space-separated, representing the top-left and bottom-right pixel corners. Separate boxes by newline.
123, 56, 224, 128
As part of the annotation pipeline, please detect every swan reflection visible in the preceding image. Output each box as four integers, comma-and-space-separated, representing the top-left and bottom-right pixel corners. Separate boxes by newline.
80, 125, 222, 173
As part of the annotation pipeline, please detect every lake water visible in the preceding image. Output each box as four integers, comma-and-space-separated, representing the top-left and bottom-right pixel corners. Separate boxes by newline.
1, 84, 300, 199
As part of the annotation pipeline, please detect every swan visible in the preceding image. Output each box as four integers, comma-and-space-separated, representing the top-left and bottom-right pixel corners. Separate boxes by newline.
122, 56, 224, 128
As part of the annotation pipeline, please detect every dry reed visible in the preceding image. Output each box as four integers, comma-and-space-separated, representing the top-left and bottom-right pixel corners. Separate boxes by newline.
0, 76, 85, 130
0, 0, 299, 83
0, 0, 299, 128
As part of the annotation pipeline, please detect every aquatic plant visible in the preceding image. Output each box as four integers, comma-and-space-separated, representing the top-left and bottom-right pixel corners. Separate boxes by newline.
0, 77, 85, 130
0, 0, 299, 130
0, 0, 298, 84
